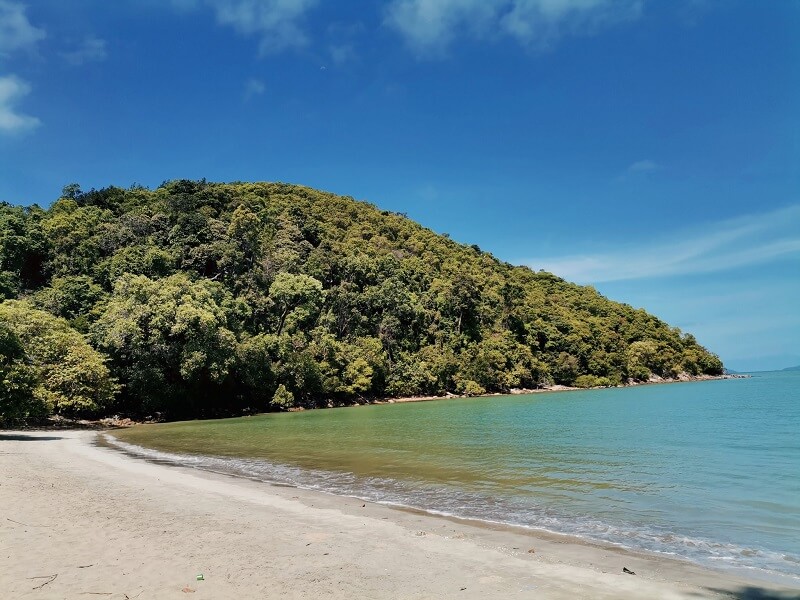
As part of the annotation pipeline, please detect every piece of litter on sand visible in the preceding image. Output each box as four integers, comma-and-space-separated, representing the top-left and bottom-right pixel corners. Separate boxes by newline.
182, 586, 195, 593
196, 574, 204, 581
460, 587, 467, 591
622, 567, 636, 575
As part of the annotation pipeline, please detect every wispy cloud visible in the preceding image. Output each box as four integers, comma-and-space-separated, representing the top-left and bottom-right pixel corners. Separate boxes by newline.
243, 77, 265, 100
329, 43, 356, 65
627, 159, 659, 173
0, 2, 44, 133
501, 0, 643, 50
0, 0, 45, 55
62, 36, 107, 66
524, 205, 800, 283
0, 74, 40, 133
174, 0, 318, 55
616, 158, 661, 181
384, 0, 642, 56
384, 0, 496, 56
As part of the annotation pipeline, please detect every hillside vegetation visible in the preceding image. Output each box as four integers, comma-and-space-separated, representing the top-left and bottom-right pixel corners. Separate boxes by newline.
0, 180, 723, 422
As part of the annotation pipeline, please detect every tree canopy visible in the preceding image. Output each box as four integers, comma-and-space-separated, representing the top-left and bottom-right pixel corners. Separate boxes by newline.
0, 180, 723, 420
0, 300, 117, 422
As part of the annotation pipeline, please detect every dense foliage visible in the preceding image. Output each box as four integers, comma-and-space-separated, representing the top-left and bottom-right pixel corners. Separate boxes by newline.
0, 301, 117, 424
0, 180, 723, 420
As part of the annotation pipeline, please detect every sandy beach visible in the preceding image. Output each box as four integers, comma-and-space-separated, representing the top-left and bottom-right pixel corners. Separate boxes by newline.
1, 431, 797, 599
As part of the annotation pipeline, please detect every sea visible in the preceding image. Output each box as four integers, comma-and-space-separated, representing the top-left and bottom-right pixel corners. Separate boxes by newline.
108, 370, 800, 583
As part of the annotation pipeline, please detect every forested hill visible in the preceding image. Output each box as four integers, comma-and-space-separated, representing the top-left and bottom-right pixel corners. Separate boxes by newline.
0, 180, 723, 422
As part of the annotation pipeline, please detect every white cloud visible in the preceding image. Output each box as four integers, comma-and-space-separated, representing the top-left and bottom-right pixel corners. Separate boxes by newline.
524, 205, 800, 283
0, 0, 45, 55
502, 0, 641, 49
62, 36, 107, 66
384, 0, 497, 56
0, 4, 43, 134
0, 74, 39, 133
176, 0, 318, 55
243, 77, 265, 99
385, 0, 642, 55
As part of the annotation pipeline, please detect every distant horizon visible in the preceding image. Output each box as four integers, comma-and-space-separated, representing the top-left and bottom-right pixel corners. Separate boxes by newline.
1, 1, 797, 371
728, 365, 800, 374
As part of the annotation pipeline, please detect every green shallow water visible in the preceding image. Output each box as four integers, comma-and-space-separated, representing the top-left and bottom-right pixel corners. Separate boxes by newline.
111, 371, 800, 580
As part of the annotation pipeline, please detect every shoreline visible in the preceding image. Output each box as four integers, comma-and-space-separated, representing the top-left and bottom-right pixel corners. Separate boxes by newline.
11, 374, 747, 429
1, 430, 796, 599
339, 373, 747, 408
102, 429, 799, 587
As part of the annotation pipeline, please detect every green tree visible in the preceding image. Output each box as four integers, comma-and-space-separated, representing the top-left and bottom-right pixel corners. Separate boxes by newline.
626, 340, 658, 380
0, 203, 48, 290
92, 273, 238, 415
0, 301, 117, 417
271, 384, 294, 409
41, 200, 115, 276
235, 333, 280, 405
269, 272, 324, 336
31, 275, 105, 330
0, 321, 42, 425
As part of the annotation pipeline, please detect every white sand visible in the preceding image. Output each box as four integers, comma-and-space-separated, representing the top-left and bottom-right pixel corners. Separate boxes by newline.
1, 430, 797, 599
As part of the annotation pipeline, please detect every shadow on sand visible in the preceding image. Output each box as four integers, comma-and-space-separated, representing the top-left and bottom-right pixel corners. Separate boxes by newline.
0, 433, 63, 442
700, 587, 800, 600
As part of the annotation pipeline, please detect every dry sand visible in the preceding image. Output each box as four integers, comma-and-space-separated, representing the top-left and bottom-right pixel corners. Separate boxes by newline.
1, 430, 798, 599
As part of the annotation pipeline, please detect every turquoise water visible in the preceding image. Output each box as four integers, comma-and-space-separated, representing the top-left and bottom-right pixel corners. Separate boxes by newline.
110, 372, 800, 580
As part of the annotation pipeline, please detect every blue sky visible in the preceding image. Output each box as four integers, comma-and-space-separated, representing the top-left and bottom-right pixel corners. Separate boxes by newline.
0, 0, 798, 371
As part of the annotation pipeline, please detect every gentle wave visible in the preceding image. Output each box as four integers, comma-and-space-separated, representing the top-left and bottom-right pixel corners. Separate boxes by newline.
103, 434, 800, 582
